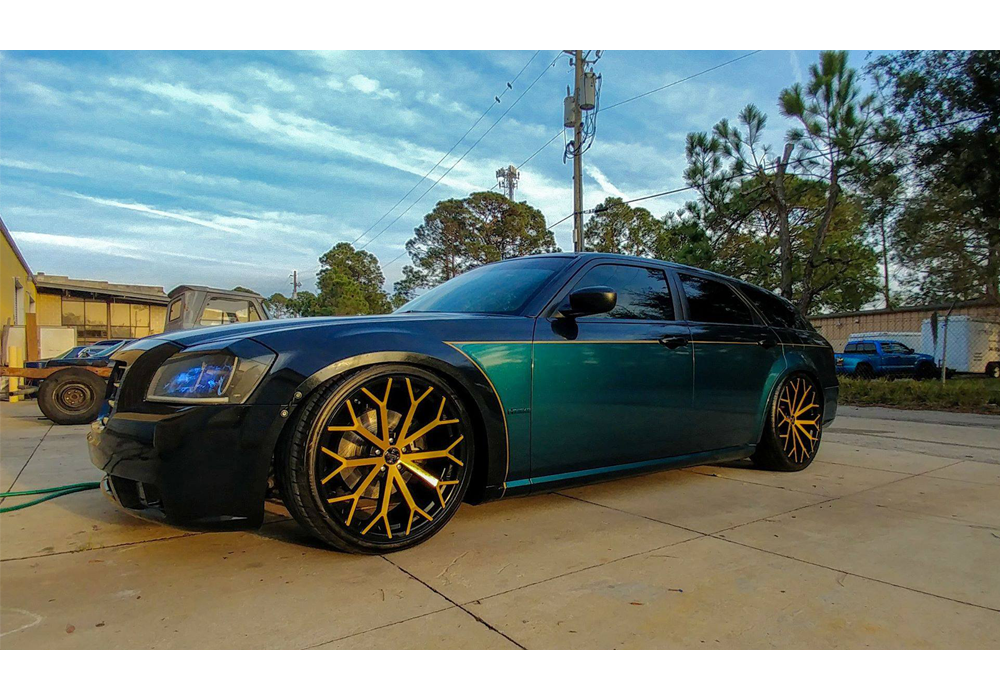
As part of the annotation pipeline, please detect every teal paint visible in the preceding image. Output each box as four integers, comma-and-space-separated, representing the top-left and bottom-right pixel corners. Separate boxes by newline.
452, 342, 533, 485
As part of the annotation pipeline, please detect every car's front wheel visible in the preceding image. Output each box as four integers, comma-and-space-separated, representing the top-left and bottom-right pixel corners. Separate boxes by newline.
751, 373, 823, 472
279, 365, 474, 554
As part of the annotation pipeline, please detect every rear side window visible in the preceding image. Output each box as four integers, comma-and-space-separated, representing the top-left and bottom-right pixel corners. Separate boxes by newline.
679, 274, 754, 325
845, 343, 859, 353
571, 264, 674, 321
167, 298, 182, 322
739, 284, 810, 330
860, 342, 876, 353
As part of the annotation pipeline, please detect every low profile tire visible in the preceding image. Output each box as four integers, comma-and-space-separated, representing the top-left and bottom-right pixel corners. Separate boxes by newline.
854, 364, 874, 380
278, 365, 475, 554
37, 368, 106, 425
751, 373, 823, 472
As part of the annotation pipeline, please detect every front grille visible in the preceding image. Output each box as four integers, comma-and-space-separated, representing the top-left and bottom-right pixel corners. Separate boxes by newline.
106, 363, 127, 410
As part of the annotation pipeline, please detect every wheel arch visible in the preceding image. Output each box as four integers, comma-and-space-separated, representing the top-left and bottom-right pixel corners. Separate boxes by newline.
754, 353, 824, 443
276, 349, 507, 505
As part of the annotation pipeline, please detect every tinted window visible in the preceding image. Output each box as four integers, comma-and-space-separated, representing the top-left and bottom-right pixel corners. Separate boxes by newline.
844, 343, 859, 353
739, 284, 810, 330
570, 264, 674, 321
881, 342, 910, 354
398, 257, 569, 315
680, 274, 754, 325
860, 342, 876, 353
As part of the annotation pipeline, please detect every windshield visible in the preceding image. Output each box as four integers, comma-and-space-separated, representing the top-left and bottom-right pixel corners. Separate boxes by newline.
397, 257, 570, 315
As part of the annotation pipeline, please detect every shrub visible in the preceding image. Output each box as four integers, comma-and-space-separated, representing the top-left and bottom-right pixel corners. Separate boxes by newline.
838, 377, 1000, 413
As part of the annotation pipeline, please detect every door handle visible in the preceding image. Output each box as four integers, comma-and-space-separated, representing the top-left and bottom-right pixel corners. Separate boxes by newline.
757, 337, 777, 349
659, 335, 688, 349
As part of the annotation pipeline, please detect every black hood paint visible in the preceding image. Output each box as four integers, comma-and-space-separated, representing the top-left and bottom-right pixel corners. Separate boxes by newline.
145, 313, 495, 350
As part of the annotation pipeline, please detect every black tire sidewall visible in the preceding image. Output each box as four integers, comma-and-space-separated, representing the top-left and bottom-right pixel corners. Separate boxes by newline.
284, 364, 475, 554
38, 369, 105, 425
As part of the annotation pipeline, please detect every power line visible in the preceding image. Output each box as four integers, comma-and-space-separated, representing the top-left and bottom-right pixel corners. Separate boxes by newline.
602, 50, 761, 111
349, 51, 541, 248
490, 50, 764, 195
545, 114, 985, 229
358, 50, 563, 252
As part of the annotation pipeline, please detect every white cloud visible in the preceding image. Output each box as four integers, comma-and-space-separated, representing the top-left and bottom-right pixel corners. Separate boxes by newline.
347, 74, 398, 99
67, 192, 245, 234
585, 164, 626, 199
12, 230, 261, 268
789, 51, 804, 84
1, 158, 84, 176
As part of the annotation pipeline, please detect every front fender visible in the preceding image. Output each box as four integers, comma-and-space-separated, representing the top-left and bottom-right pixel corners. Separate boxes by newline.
253, 328, 511, 504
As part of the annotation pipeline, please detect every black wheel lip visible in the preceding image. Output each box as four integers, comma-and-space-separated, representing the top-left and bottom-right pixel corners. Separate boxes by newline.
305, 367, 474, 548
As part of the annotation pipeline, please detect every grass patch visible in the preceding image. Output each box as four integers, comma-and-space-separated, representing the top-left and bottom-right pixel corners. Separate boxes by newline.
838, 376, 1000, 413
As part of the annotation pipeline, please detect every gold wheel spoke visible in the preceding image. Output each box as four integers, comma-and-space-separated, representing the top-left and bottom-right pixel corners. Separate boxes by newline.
406, 435, 465, 466
327, 400, 385, 449
399, 396, 459, 448
779, 379, 821, 462
327, 463, 383, 526
319, 447, 381, 485
399, 459, 440, 488
435, 480, 460, 509
397, 378, 433, 447
321, 375, 466, 540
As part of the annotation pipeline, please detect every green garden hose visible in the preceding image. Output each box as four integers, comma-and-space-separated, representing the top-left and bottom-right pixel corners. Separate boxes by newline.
0, 481, 101, 514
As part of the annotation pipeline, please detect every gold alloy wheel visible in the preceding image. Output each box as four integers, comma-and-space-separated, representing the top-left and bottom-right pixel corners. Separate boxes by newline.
315, 375, 467, 541
775, 377, 821, 464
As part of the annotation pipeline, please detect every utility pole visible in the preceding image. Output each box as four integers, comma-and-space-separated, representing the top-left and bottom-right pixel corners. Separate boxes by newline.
564, 50, 600, 252
572, 49, 585, 253
290, 270, 301, 300
496, 165, 520, 200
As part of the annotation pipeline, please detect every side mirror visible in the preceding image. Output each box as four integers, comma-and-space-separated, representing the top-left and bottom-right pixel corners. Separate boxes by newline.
560, 286, 617, 318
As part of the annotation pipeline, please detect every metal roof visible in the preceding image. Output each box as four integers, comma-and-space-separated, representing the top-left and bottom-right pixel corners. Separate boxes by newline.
1, 215, 33, 278
167, 285, 265, 301
33, 273, 169, 305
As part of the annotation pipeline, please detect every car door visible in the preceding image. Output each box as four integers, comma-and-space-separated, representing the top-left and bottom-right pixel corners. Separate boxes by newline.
530, 262, 694, 481
675, 272, 784, 453
880, 341, 913, 374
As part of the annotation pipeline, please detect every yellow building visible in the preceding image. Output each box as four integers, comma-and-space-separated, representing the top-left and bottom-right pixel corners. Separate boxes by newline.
33, 274, 168, 346
2, 215, 38, 364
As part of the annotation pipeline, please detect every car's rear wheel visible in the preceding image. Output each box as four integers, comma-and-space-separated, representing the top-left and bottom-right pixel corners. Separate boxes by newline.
854, 363, 874, 380
37, 368, 106, 425
279, 365, 474, 554
751, 373, 823, 472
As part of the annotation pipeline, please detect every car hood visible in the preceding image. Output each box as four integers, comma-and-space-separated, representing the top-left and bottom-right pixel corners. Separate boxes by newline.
137, 313, 495, 350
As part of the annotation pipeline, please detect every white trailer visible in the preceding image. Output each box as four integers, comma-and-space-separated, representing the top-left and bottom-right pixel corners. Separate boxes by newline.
920, 315, 1000, 376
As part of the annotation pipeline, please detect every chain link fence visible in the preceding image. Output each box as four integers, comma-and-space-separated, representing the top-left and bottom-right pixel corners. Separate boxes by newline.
809, 301, 1000, 380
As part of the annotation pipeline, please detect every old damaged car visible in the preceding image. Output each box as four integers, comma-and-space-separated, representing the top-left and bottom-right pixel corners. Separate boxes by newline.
88, 253, 838, 554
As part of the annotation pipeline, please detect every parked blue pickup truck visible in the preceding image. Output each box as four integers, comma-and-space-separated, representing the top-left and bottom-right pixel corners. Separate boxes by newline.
835, 338, 938, 379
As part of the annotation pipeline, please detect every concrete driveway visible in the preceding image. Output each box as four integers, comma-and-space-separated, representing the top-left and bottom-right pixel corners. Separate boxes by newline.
1, 401, 998, 649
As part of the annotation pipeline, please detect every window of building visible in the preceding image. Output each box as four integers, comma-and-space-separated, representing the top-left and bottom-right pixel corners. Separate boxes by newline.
57, 296, 159, 342
167, 298, 182, 322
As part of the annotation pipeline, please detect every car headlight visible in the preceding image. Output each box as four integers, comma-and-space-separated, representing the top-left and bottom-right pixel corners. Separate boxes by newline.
146, 346, 274, 405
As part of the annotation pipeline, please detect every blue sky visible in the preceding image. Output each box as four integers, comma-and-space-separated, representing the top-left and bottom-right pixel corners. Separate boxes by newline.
0, 50, 877, 297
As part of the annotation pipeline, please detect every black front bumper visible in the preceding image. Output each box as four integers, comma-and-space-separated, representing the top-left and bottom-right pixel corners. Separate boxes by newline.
88, 403, 283, 528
